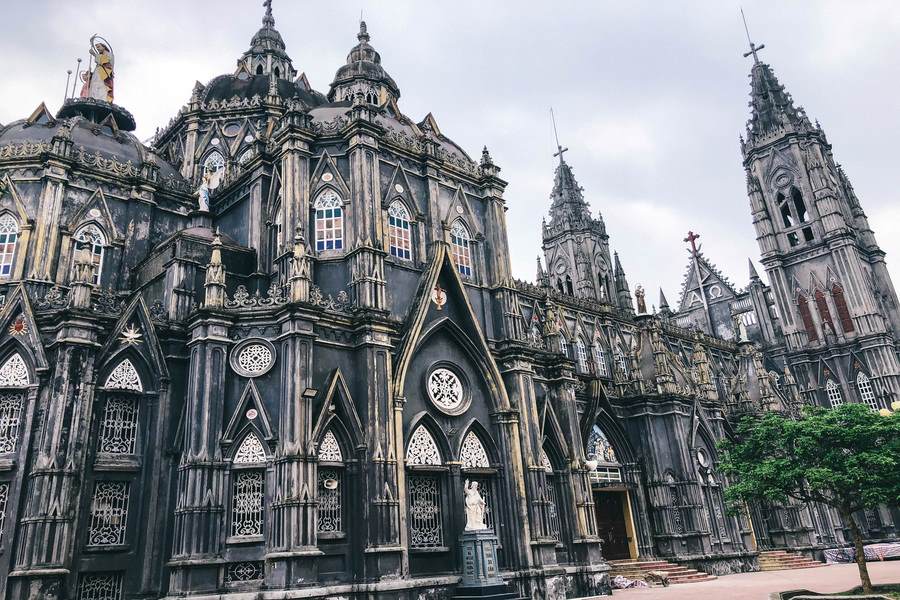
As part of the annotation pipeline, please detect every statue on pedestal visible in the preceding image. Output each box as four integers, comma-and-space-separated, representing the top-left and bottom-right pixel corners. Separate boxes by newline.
196, 171, 212, 212
80, 35, 115, 103
463, 480, 487, 531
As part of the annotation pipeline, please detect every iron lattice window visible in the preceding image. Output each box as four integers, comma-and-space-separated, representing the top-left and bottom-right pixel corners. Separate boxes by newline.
231, 470, 264, 537
88, 481, 130, 546
77, 572, 123, 600
0, 482, 8, 544
545, 478, 562, 542
408, 474, 444, 548
314, 189, 344, 251
669, 484, 684, 535
615, 351, 629, 378
576, 338, 589, 372
317, 467, 344, 533
73, 224, 106, 285
857, 373, 877, 410
450, 220, 472, 277
97, 394, 138, 455
225, 561, 264, 582
388, 201, 413, 260
0, 391, 24, 453
594, 346, 609, 377
0, 214, 19, 278
825, 380, 843, 407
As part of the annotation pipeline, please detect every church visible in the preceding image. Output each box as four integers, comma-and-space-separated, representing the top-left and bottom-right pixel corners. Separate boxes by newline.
0, 4, 896, 599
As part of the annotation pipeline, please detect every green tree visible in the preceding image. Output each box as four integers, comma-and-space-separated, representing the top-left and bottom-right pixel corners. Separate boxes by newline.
719, 403, 900, 593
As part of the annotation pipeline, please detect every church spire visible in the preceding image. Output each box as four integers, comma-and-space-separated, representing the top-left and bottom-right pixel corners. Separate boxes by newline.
545, 110, 595, 229
238, 0, 296, 81
328, 20, 400, 103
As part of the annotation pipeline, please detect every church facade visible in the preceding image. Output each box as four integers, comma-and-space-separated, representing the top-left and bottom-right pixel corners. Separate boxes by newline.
0, 6, 896, 600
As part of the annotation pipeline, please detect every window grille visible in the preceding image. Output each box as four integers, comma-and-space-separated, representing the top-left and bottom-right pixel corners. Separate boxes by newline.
460, 432, 490, 469
825, 379, 843, 407
864, 508, 881, 530
407, 474, 443, 548
236, 344, 273, 376
0, 391, 23, 453
545, 478, 561, 541
0, 214, 18, 278
0, 353, 29, 387
0, 482, 8, 543
314, 189, 344, 251
856, 373, 877, 410
669, 481, 684, 535
317, 468, 343, 533
427, 368, 464, 412
615, 351, 629, 378
231, 470, 264, 537
388, 201, 412, 260
77, 572, 123, 600
225, 561, 264, 582
450, 220, 472, 277
104, 359, 142, 392
407, 426, 442, 466
203, 151, 225, 175
73, 224, 106, 285
576, 338, 589, 372
88, 481, 130, 546
98, 394, 138, 455
318, 430, 343, 462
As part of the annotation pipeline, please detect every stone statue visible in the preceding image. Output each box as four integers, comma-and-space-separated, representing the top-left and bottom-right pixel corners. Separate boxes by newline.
463, 480, 487, 531
635, 285, 646, 314
196, 171, 212, 212
80, 35, 115, 103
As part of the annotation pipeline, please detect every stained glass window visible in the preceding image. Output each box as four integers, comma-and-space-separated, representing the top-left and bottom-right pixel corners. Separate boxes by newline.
314, 189, 344, 252
73, 224, 106, 285
388, 200, 412, 260
450, 220, 472, 277
0, 214, 19, 278
87, 481, 130, 546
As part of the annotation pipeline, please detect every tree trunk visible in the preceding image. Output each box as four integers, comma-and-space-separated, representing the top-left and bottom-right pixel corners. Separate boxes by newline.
841, 507, 873, 594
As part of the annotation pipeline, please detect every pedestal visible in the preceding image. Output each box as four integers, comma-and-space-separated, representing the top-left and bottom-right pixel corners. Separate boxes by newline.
454, 529, 525, 600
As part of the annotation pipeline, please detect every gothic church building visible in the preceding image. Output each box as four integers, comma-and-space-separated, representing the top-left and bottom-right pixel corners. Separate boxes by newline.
0, 7, 896, 600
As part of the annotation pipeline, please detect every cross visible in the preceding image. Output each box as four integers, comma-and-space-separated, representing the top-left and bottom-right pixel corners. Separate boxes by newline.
550, 107, 568, 164
684, 230, 701, 255
740, 8, 765, 64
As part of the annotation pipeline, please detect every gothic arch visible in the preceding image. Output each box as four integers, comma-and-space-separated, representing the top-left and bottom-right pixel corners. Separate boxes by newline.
309, 368, 365, 455
96, 295, 168, 383
309, 151, 351, 199
455, 418, 499, 466
0, 286, 47, 374
223, 380, 274, 445
405, 412, 451, 465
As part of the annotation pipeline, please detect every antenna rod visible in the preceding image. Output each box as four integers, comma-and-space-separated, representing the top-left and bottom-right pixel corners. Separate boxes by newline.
71, 58, 82, 98
64, 70, 72, 102
740, 7, 752, 47
550, 107, 560, 148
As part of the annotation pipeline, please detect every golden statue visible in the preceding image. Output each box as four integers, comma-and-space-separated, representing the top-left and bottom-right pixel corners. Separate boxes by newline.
80, 35, 115, 103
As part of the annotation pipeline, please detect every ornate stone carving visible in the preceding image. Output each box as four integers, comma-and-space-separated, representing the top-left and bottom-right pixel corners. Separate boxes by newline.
230, 339, 276, 378
460, 432, 489, 469
427, 368, 464, 413
318, 430, 343, 462
0, 353, 29, 387
104, 359, 143, 392
233, 432, 266, 464
407, 426, 441, 466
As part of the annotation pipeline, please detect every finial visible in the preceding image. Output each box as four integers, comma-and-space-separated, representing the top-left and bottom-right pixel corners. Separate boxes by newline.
550, 107, 568, 164
358, 19, 370, 42
740, 8, 765, 64
262, 0, 274, 28
684, 230, 701, 255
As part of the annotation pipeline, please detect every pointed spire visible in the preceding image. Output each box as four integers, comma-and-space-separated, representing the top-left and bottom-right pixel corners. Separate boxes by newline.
659, 288, 671, 314
203, 230, 226, 309
358, 19, 370, 43
745, 59, 812, 145
614, 252, 634, 311
748, 258, 761, 281
329, 20, 400, 102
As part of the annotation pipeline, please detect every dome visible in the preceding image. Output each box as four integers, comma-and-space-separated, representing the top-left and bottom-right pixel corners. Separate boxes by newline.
201, 73, 326, 108
329, 22, 400, 102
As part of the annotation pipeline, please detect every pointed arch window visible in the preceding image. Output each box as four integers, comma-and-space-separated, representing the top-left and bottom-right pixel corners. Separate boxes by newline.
586, 425, 622, 483
797, 294, 819, 343
576, 337, 589, 373
777, 186, 814, 247
104, 359, 142, 392
0, 214, 19, 278
317, 429, 345, 535
231, 432, 266, 538
388, 200, 413, 260
98, 357, 143, 456
407, 426, 442, 466
814, 289, 835, 334
73, 224, 106, 285
314, 189, 344, 252
614, 348, 629, 378
832, 282, 854, 333
407, 425, 445, 549
856, 373, 877, 410
540, 448, 562, 541
450, 220, 472, 278
203, 150, 225, 176
825, 379, 843, 407
0, 353, 28, 454
460, 431, 490, 469
594, 344, 609, 377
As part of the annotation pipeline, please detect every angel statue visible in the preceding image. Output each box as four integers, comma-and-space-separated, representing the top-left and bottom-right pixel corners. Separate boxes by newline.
463, 480, 487, 531
79, 35, 115, 103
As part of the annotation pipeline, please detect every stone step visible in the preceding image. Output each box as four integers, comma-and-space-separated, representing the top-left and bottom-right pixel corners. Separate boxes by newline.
756, 550, 825, 572
607, 557, 716, 586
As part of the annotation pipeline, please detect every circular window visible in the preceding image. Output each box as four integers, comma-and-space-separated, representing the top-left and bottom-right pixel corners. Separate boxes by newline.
427, 367, 467, 414
230, 339, 276, 377
697, 448, 709, 467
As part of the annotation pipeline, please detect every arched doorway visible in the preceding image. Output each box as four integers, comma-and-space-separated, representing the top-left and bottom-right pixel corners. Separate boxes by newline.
586, 424, 636, 560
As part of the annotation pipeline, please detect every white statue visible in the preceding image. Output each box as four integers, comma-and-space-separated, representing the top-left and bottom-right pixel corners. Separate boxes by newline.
79, 35, 115, 103
196, 171, 211, 212
463, 479, 487, 531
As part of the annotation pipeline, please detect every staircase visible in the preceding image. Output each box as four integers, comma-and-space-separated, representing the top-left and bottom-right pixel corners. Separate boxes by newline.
607, 558, 717, 585
758, 550, 825, 571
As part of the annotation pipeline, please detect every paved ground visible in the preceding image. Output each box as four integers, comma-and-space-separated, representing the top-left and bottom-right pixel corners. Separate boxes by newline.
612, 561, 900, 599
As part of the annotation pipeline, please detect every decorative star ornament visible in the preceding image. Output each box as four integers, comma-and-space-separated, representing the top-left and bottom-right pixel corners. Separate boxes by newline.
119, 324, 143, 345
8, 316, 26, 336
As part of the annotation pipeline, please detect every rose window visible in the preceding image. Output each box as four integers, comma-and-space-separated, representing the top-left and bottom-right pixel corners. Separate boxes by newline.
237, 344, 273, 376
427, 368, 464, 412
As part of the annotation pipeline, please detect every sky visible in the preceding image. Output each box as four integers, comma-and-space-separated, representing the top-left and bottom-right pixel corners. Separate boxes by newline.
2, 1, 899, 305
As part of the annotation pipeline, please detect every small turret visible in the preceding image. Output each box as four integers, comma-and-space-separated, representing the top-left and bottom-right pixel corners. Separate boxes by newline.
203, 231, 226, 309
614, 252, 633, 311
658, 288, 672, 318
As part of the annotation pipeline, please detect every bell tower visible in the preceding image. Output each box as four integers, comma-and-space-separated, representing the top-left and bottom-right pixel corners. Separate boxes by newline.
740, 33, 900, 403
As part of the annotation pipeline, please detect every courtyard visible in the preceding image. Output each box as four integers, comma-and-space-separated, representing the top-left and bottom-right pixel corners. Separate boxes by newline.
612, 561, 900, 599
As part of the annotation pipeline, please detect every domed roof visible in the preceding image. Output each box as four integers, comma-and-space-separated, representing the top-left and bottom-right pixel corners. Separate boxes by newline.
202, 73, 326, 108
329, 22, 400, 101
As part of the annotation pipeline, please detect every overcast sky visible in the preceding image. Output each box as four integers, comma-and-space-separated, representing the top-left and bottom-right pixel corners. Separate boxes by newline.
3, 1, 899, 305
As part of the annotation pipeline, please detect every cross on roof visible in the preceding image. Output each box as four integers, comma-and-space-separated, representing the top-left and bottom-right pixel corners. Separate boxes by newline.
741, 8, 765, 64
684, 230, 701, 255
550, 107, 568, 164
